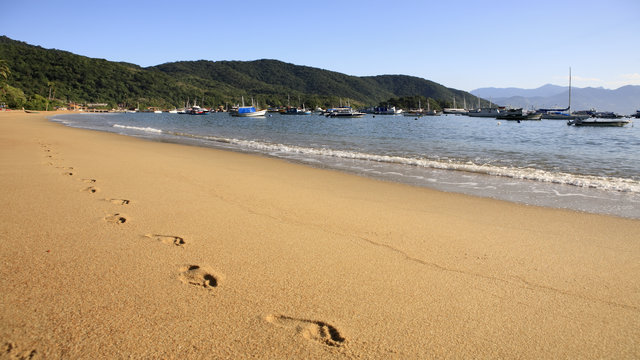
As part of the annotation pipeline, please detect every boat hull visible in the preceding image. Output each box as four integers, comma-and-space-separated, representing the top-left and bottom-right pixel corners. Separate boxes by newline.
232, 109, 267, 117
328, 113, 365, 118
568, 119, 630, 127
496, 114, 542, 121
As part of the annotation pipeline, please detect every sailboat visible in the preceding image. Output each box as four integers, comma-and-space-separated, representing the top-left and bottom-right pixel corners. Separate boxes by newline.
468, 97, 501, 117
442, 96, 468, 115
403, 99, 424, 117
231, 96, 267, 117
541, 67, 586, 120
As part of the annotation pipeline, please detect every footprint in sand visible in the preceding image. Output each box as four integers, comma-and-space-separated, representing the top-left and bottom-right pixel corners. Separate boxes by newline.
83, 186, 99, 194
63, 171, 74, 176
145, 234, 185, 247
178, 265, 221, 289
82, 178, 96, 184
106, 198, 130, 205
265, 314, 346, 348
104, 213, 127, 224
2, 341, 37, 359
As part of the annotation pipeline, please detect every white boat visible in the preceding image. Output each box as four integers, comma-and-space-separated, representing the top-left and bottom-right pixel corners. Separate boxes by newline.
442, 96, 467, 115
567, 117, 630, 127
187, 105, 208, 115
230, 97, 267, 117
373, 106, 402, 115
233, 107, 267, 117
168, 109, 178, 114
468, 97, 500, 117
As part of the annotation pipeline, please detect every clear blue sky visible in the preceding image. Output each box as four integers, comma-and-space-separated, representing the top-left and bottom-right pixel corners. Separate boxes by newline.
2, 0, 638, 91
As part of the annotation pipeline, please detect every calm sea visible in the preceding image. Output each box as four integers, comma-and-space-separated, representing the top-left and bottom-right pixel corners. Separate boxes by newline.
51, 112, 640, 219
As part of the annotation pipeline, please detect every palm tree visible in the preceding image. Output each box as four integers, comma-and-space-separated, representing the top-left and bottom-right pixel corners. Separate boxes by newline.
0, 59, 10, 98
0, 59, 10, 83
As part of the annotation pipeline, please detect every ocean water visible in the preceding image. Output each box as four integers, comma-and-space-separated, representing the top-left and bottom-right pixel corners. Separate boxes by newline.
51, 112, 640, 219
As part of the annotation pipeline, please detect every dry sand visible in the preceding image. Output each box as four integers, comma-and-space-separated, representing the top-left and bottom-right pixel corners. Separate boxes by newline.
1, 111, 639, 359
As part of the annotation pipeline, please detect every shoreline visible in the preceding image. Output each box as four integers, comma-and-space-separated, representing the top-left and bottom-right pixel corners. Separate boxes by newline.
50, 111, 640, 219
2, 111, 640, 358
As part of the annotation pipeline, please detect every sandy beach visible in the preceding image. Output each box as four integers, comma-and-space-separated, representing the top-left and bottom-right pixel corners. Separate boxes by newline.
1, 111, 639, 359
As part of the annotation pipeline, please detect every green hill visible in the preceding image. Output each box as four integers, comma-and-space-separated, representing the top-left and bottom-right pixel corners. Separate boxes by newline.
0, 36, 485, 110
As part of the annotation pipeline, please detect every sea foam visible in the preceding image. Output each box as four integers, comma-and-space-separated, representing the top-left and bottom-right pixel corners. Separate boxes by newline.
163, 130, 640, 194
113, 124, 163, 133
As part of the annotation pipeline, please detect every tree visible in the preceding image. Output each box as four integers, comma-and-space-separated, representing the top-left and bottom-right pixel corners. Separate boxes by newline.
0, 59, 10, 84
25, 94, 48, 110
1, 85, 26, 108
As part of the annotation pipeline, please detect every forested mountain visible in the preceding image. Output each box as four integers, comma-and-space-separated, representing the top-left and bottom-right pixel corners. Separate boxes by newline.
0, 36, 484, 110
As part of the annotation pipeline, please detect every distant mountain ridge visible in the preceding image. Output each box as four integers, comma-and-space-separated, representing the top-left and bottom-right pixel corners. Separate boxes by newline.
0, 35, 483, 110
471, 85, 640, 115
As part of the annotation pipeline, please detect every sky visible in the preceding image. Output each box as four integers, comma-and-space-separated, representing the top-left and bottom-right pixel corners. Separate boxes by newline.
2, 0, 639, 91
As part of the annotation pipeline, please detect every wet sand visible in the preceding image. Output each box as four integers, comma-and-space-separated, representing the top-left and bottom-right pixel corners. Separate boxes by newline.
1, 111, 639, 358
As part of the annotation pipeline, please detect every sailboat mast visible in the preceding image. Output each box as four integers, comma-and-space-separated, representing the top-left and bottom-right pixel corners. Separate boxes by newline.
568, 67, 572, 113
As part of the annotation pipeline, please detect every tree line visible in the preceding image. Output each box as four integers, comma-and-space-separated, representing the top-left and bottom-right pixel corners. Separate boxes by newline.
0, 36, 484, 111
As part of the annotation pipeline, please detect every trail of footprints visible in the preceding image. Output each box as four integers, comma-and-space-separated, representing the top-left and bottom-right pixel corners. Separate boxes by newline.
38, 140, 347, 349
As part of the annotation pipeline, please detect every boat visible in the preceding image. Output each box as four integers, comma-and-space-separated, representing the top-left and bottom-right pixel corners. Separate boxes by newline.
403, 99, 424, 117
233, 107, 267, 117
229, 96, 267, 117
495, 108, 542, 121
442, 96, 467, 115
633, 110, 640, 118
467, 97, 500, 117
281, 104, 312, 115
325, 107, 365, 118
538, 68, 589, 120
281, 107, 308, 115
230, 97, 267, 117
373, 106, 403, 115
403, 99, 440, 116
540, 110, 589, 120
467, 107, 501, 117
187, 105, 208, 115
567, 117, 630, 127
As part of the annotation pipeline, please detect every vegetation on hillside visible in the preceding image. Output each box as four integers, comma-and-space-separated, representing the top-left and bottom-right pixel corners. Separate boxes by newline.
0, 36, 485, 111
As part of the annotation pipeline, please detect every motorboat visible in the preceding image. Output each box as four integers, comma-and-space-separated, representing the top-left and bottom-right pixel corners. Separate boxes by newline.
325, 107, 365, 118
373, 106, 403, 115
187, 106, 208, 115
567, 117, 630, 127
281, 107, 311, 115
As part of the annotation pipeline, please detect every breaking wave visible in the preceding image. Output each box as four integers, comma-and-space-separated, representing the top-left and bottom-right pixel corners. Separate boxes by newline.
113, 124, 163, 133
162, 130, 640, 194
